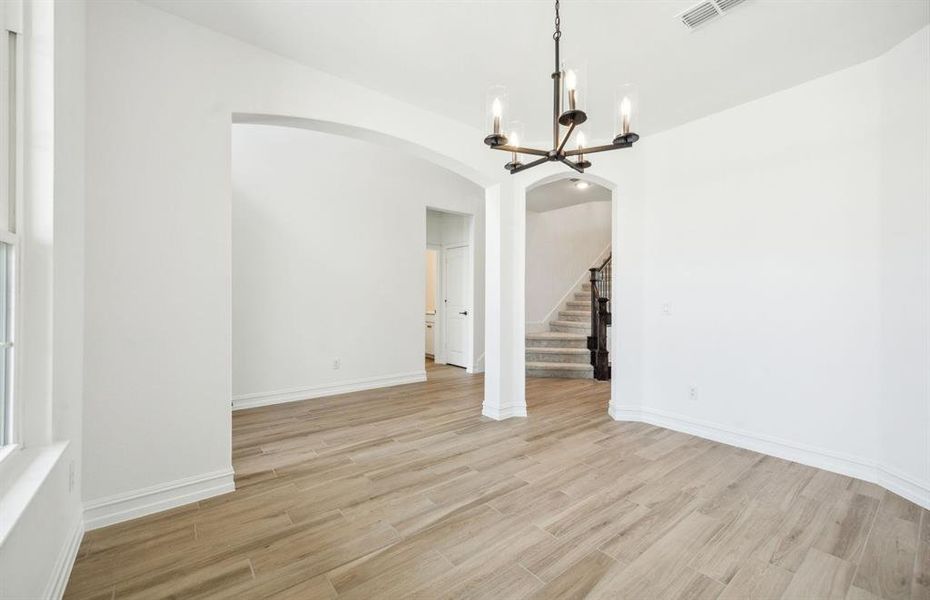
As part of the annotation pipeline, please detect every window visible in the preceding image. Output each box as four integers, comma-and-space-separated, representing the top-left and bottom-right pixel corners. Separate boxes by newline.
0, 25, 19, 449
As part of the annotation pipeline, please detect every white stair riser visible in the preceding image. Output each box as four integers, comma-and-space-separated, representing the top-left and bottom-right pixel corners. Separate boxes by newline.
525, 351, 590, 364
574, 292, 591, 301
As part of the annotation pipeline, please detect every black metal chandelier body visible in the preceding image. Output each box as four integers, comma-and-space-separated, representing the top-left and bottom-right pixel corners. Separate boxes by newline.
483, 0, 639, 175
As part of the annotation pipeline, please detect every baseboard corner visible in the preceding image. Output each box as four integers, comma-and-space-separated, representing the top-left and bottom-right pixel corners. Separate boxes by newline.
83, 468, 235, 531
608, 403, 642, 422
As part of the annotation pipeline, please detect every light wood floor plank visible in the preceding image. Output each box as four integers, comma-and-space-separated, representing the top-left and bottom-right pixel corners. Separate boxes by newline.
64, 362, 926, 600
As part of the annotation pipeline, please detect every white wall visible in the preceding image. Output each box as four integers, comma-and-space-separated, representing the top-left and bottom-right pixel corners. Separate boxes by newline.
879, 27, 930, 501
427, 209, 471, 247
617, 26, 930, 508
81, 0, 500, 523
231, 125, 484, 404
525, 200, 611, 326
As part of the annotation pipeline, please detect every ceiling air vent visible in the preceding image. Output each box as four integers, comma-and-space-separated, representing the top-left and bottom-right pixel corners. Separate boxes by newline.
678, 2, 720, 29
677, 0, 750, 30
714, 0, 747, 12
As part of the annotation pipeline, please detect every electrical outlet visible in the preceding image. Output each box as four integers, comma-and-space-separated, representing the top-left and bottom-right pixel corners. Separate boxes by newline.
662, 303, 671, 316
689, 386, 698, 401
333, 358, 341, 370
68, 460, 76, 493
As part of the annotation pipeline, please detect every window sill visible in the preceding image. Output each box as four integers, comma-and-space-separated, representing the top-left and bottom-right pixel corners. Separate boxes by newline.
0, 442, 20, 466
0, 441, 68, 547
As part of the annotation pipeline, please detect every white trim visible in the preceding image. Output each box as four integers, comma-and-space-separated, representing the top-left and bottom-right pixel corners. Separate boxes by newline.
0, 442, 66, 546
232, 370, 427, 411
83, 467, 235, 530
44, 517, 83, 600
532, 243, 612, 328
426, 243, 442, 363
608, 404, 930, 510
482, 403, 527, 420
467, 352, 485, 374
0, 441, 18, 465
877, 464, 930, 511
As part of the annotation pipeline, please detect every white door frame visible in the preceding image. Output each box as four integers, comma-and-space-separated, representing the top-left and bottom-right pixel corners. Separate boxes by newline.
427, 243, 444, 364
426, 207, 477, 373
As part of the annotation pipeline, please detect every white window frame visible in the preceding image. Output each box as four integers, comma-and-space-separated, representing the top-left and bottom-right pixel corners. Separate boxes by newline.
0, 1, 24, 462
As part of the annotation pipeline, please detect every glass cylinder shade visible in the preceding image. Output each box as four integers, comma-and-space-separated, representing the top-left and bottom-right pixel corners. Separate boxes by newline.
507, 120, 526, 167
560, 64, 587, 116
614, 84, 638, 138
485, 85, 509, 139
575, 130, 586, 161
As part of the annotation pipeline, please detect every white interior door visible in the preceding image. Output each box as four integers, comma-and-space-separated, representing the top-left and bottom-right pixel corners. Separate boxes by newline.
443, 245, 469, 368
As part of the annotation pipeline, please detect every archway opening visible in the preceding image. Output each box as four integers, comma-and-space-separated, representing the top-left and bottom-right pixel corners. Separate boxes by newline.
523, 174, 615, 414
227, 118, 489, 444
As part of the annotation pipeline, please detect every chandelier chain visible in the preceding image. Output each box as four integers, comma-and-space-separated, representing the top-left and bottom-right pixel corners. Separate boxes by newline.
553, 0, 561, 40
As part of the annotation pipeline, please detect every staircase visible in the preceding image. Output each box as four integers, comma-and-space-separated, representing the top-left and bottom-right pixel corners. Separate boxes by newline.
525, 281, 599, 379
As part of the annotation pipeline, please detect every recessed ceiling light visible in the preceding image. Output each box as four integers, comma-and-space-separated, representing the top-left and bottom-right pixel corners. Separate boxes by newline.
570, 178, 590, 190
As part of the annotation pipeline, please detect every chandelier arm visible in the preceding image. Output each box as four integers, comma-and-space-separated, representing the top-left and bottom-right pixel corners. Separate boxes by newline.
556, 122, 576, 154
564, 142, 632, 156
559, 157, 585, 173
491, 145, 549, 157
509, 156, 550, 174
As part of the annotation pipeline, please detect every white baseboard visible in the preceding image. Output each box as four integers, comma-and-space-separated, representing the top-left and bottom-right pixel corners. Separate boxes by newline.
609, 403, 930, 511
232, 371, 427, 411
877, 464, 930, 511
44, 517, 84, 600
482, 403, 527, 420
468, 354, 485, 374
84, 468, 235, 530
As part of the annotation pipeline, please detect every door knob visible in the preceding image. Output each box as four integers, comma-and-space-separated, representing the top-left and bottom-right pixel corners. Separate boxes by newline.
459, 311, 468, 316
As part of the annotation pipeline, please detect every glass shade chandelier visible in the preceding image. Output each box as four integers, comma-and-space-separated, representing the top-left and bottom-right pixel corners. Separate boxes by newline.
483, 0, 639, 175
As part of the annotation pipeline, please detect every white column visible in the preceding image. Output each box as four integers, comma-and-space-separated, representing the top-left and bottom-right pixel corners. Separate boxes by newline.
483, 179, 526, 419
607, 156, 646, 420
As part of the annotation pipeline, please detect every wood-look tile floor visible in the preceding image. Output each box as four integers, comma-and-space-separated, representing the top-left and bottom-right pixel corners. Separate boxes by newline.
66, 363, 929, 600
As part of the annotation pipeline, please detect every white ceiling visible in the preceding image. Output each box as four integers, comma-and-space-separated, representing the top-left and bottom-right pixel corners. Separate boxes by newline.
142, 0, 929, 145
526, 178, 611, 212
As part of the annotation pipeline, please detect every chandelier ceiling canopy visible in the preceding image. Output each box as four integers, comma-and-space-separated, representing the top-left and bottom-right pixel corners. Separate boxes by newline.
483, 0, 639, 175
